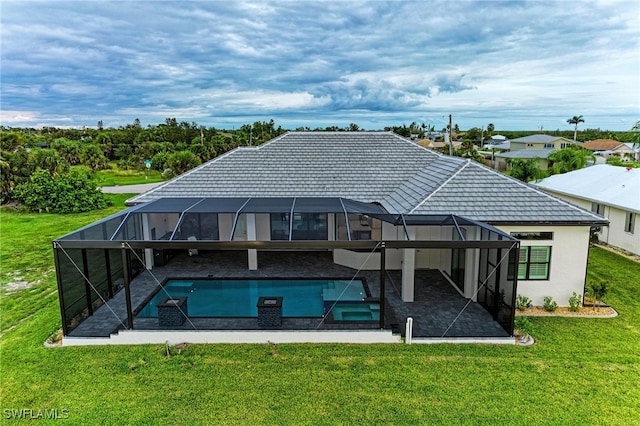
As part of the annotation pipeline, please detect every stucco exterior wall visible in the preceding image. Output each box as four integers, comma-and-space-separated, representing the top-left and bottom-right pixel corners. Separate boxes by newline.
496, 225, 591, 306
147, 213, 179, 239
218, 213, 235, 241
255, 214, 271, 241
543, 192, 639, 256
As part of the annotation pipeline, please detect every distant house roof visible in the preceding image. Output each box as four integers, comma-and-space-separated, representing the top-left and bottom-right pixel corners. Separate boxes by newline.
423, 140, 463, 149
492, 141, 511, 150
127, 132, 604, 225
509, 135, 573, 144
581, 139, 629, 151
495, 149, 554, 159
532, 164, 640, 212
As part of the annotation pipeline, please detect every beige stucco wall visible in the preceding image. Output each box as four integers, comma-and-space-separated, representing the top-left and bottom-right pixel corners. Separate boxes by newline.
496, 225, 590, 307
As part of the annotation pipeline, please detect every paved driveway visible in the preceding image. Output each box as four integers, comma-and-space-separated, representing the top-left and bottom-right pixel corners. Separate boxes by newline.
100, 182, 163, 194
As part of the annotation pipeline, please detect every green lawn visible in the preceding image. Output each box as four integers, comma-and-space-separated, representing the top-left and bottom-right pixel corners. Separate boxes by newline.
1, 203, 639, 424
95, 166, 164, 186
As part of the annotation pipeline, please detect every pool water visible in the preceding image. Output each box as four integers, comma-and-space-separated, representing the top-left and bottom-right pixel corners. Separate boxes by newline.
136, 278, 369, 318
329, 303, 380, 321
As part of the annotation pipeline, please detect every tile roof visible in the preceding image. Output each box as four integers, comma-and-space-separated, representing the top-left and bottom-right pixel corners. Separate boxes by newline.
127, 132, 605, 224
532, 164, 640, 212
509, 134, 573, 144
495, 149, 554, 159
580, 139, 625, 151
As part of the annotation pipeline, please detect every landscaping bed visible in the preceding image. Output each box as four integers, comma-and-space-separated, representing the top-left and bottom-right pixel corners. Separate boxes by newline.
516, 304, 616, 317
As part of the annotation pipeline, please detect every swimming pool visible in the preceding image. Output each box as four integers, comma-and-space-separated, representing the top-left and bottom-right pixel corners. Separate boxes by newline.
136, 278, 372, 318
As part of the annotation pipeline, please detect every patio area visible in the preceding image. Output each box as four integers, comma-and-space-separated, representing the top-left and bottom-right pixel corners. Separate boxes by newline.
68, 250, 510, 339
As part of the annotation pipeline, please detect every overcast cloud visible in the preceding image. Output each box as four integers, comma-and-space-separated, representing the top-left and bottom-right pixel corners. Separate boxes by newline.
1, 1, 638, 131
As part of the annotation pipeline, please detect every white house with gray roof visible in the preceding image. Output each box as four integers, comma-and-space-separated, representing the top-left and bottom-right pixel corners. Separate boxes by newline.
126, 132, 605, 306
53, 132, 607, 342
533, 165, 640, 255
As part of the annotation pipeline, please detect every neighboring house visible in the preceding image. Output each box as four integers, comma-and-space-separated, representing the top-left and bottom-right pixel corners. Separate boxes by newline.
580, 139, 638, 161
492, 135, 574, 171
509, 134, 575, 151
482, 135, 507, 150
532, 165, 640, 256
53, 132, 606, 342
494, 149, 553, 171
622, 143, 640, 161
418, 139, 462, 150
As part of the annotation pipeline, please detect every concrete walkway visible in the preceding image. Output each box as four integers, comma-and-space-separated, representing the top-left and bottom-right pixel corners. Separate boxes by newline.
100, 182, 163, 194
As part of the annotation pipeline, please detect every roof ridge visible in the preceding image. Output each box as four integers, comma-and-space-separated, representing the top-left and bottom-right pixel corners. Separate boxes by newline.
408, 159, 471, 213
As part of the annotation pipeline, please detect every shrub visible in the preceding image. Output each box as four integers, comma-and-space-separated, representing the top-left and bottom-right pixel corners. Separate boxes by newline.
568, 292, 582, 312
13, 168, 111, 213
164, 150, 201, 178
543, 296, 558, 312
514, 317, 533, 337
516, 294, 532, 311
588, 281, 610, 306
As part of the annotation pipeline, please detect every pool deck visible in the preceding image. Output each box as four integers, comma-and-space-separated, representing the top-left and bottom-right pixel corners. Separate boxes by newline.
67, 250, 509, 341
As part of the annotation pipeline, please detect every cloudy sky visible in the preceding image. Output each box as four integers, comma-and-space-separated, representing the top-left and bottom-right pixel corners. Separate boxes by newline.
1, 1, 638, 131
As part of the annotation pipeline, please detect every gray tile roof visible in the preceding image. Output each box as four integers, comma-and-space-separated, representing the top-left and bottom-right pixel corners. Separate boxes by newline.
127, 132, 605, 224
495, 149, 554, 159
409, 162, 606, 223
509, 134, 572, 144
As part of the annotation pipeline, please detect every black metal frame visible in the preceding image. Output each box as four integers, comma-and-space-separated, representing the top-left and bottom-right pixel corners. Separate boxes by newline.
54, 238, 518, 336
53, 198, 522, 337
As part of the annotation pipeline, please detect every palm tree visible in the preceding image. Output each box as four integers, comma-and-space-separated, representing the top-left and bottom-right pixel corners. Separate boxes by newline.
567, 115, 585, 142
631, 121, 640, 150
505, 158, 545, 182
487, 123, 495, 138
548, 147, 595, 174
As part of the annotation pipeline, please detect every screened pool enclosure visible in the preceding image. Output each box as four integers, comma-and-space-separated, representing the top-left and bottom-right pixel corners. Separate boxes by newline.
53, 197, 520, 339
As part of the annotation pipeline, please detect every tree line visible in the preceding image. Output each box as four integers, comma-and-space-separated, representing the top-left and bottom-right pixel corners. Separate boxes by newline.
2, 118, 638, 210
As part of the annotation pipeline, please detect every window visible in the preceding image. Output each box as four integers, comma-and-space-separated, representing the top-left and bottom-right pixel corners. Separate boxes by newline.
517, 246, 551, 280
291, 213, 328, 240
544, 143, 554, 148
625, 211, 635, 234
179, 213, 219, 240
270, 213, 290, 240
511, 232, 553, 240
560, 143, 570, 148
591, 203, 605, 216
526, 143, 534, 147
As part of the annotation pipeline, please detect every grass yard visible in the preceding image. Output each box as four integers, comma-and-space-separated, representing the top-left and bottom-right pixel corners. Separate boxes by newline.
1, 201, 639, 424
95, 166, 164, 186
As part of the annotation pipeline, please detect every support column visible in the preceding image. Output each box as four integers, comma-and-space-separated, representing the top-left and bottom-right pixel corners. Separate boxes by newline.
142, 214, 154, 270
247, 213, 258, 270
53, 244, 69, 336
401, 227, 416, 302
465, 227, 481, 301
379, 242, 386, 329
327, 214, 335, 241
121, 247, 134, 330
81, 249, 93, 315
